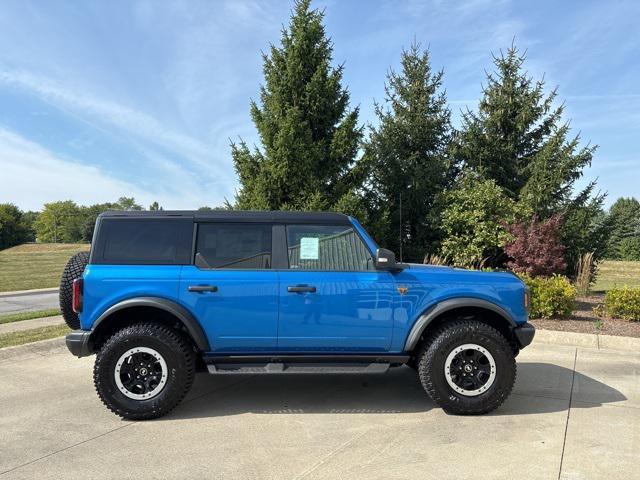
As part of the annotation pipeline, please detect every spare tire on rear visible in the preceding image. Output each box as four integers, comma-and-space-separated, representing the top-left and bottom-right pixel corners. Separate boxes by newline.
59, 251, 89, 330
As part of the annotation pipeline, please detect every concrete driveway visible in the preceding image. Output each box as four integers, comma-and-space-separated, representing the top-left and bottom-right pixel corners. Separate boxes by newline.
0, 340, 637, 479
0, 289, 59, 315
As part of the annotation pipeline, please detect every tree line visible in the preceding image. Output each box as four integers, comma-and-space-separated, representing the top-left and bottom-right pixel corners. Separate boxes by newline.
231, 0, 639, 271
2, 192, 634, 262
0, 198, 158, 247
1, 0, 638, 269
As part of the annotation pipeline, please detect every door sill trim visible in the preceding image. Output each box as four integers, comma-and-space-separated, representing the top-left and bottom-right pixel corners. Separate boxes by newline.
202, 354, 409, 364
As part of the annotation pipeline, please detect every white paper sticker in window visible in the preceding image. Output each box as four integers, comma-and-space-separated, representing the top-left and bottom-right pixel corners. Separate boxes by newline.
299, 237, 319, 260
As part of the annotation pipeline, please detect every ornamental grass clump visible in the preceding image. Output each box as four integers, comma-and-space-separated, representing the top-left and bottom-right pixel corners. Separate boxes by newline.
575, 252, 595, 296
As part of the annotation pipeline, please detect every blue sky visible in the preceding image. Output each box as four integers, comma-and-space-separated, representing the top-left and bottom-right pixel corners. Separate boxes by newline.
0, 0, 638, 211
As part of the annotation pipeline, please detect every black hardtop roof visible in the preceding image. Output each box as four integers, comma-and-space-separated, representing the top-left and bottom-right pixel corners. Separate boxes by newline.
98, 210, 352, 224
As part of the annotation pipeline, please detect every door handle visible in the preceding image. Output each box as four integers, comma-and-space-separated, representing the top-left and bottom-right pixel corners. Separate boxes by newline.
188, 285, 218, 293
287, 285, 316, 293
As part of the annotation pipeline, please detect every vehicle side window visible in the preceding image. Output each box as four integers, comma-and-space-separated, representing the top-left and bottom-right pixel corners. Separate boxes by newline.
96, 219, 192, 265
286, 224, 373, 271
195, 223, 272, 269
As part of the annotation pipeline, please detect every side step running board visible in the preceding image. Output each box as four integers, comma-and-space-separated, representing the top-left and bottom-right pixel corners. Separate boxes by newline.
207, 362, 390, 375
204, 355, 408, 375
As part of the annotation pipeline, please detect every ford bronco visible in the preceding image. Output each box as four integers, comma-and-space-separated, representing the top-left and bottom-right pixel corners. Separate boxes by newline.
61, 210, 534, 419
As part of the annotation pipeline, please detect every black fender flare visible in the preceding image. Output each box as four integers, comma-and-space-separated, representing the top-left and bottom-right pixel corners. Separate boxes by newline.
404, 297, 517, 351
91, 297, 210, 351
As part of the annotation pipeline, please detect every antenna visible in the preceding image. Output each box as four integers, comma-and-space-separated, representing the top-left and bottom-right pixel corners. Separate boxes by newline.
399, 192, 403, 263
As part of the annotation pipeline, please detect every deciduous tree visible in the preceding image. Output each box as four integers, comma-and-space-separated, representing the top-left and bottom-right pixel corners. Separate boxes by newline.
115, 197, 142, 211
0, 203, 31, 249
35, 201, 83, 243
439, 173, 524, 267
504, 215, 566, 276
80, 203, 119, 242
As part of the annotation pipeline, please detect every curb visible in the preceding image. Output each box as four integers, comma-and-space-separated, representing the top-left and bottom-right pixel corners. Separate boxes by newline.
0, 336, 66, 363
0, 287, 58, 298
535, 328, 640, 352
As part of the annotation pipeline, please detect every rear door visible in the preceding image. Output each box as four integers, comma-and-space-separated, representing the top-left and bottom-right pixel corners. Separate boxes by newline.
179, 222, 278, 353
277, 223, 396, 353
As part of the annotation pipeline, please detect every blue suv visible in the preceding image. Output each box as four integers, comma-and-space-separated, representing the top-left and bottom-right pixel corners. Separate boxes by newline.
61, 210, 534, 419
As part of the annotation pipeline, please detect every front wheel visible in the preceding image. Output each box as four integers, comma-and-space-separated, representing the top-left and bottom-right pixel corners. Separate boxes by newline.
417, 320, 516, 415
94, 323, 195, 420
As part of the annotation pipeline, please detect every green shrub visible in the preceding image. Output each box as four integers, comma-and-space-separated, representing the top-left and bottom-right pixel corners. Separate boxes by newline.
519, 274, 577, 319
604, 287, 640, 321
439, 172, 526, 267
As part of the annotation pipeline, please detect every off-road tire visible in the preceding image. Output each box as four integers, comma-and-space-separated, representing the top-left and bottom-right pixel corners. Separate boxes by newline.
94, 323, 196, 420
417, 320, 516, 415
59, 251, 89, 329
406, 357, 418, 370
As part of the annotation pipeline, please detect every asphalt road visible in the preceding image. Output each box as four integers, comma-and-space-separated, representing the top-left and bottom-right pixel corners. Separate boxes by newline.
0, 340, 638, 479
0, 290, 59, 315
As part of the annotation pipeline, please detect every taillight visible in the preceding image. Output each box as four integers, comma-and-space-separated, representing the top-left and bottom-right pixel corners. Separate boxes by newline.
72, 278, 83, 313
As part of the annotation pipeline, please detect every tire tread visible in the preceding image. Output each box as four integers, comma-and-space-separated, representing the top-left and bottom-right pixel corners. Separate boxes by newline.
93, 323, 195, 420
59, 251, 89, 329
417, 319, 516, 415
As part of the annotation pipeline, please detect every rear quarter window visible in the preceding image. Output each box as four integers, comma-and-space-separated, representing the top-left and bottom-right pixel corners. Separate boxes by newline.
92, 219, 192, 265
195, 223, 272, 269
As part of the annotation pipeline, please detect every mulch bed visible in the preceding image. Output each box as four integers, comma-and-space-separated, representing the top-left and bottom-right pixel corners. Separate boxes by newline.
529, 294, 640, 338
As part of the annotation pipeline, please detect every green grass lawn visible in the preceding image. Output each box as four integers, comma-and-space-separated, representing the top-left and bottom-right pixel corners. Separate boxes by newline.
0, 309, 61, 324
593, 260, 640, 292
0, 243, 89, 292
0, 324, 70, 349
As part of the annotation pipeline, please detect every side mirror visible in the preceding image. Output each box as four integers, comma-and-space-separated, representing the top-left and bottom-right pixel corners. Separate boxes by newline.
375, 248, 406, 271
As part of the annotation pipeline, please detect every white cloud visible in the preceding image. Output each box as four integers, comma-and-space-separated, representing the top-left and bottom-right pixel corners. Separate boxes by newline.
0, 1, 282, 211
0, 70, 225, 173
0, 68, 240, 208
0, 127, 211, 210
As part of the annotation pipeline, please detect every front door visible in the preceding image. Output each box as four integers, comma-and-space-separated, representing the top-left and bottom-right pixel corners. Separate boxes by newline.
179, 222, 278, 353
277, 224, 396, 352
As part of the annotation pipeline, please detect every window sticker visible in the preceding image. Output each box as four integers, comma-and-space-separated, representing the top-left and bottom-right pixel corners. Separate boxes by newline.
299, 237, 319, 260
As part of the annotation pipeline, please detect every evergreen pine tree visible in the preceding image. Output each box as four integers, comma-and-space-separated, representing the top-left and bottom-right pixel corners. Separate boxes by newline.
605, 197, 640, 258
454, 45, 595, 209
363, 43, 452, 261
453, 45, 605, 271
232, 0, 363, 212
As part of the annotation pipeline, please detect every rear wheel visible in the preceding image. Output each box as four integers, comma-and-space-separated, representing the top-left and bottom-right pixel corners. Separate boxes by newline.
94, 323, 195, 420
417, 320, 516, 415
